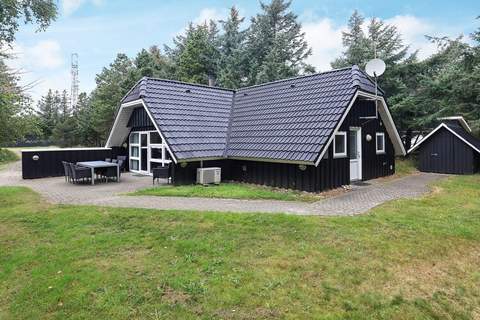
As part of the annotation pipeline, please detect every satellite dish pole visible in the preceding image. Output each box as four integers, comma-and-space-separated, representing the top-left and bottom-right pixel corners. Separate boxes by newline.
365, 32, 385, 119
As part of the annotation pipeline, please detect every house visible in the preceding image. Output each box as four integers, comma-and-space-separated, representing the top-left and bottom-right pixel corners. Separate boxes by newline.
408, 116, 480, 174
106, 66, 406, 192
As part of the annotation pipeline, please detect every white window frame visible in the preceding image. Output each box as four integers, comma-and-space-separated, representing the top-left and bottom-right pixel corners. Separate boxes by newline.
376, 132, 386, 154
129, 133, 140, 171
333, 131, 347, 158
129, 130, 172, 175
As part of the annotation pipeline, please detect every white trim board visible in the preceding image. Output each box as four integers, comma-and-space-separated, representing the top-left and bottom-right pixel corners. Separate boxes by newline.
105, 98, 178, 164
408, 123, 480, 155
314, 90, 406, 167
437, 116, 471, 132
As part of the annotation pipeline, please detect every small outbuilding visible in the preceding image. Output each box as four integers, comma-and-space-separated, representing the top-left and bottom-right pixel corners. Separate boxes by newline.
408, 117, 480, 174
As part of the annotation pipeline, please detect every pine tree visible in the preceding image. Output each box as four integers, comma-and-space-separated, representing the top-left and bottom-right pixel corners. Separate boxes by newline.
0, 59, 35, 146
217, 7, 247, 88
331, 10, 368, 68
245, 0, 313, 85
174, 22, 220, 84
89, 53, 136, 143
133, 46, 174, 79
37, 89, 59, 139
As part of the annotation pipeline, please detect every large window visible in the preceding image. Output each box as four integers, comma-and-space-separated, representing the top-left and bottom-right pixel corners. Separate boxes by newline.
333, 131, 347, 158
129, 130, 172, 174
376, 132, 385, 154
129, 133, 140, 170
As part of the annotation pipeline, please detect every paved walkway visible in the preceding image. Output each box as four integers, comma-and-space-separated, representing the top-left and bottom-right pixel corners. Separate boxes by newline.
0, 161, 445, 216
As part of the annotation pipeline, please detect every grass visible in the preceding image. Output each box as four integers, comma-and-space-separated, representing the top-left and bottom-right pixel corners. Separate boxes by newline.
132, 182, 324, 202
1, 175, 480, 319
134, 159, 418, 202
0, 148, 19, 168
394, 157, 418, 177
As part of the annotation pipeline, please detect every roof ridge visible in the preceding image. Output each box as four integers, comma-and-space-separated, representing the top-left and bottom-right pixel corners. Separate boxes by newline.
237, 67, 354, 91
142, 66, 355, 94
223, 91, 236, 158
144, 77, 235, 92
120, 76, 147, 102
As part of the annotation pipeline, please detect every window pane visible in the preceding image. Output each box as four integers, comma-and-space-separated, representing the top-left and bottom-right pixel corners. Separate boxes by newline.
141, 149, 148, 170
130, 146, 139, 157
349, 131, 357, 159
141, 134, 148, 147
335, 134, 345, 154
377, 134, 384, 152
129, 133, 139, 144
151, 147, 162, 159
150, 132, 162, 144
130, 159, 139, 170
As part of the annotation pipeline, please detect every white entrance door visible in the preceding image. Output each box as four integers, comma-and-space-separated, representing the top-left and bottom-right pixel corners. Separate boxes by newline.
349, 127, 362, 181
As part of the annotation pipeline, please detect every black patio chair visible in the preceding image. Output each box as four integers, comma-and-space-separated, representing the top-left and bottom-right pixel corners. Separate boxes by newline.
117, 156, 127, 171
102, 165, 119, 182
117, 160, 124, 177
62, 161, 71, 183
152, 165, 170, 185
68, 163, 92, 184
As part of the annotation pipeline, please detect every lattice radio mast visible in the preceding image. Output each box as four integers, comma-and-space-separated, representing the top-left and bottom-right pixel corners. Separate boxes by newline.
70, 53, 79, 109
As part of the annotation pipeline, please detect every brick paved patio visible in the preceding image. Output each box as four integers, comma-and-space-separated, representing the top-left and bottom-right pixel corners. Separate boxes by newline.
0, 161, 445, 215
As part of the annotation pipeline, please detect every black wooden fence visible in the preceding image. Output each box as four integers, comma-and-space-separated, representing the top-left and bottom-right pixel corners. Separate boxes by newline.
22, 147, 127, 179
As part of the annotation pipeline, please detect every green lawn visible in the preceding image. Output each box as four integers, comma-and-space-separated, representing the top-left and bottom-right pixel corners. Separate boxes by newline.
1, 175, 480, 319
132, 182, 324, 202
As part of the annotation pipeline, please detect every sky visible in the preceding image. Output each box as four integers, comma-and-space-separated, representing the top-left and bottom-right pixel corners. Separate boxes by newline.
5, 0, 480, 103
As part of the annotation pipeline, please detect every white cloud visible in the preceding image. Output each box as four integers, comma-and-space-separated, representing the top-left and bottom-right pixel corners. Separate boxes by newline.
29, 40, 64, 69
193, 8, 228, 25
4, 40, 66, 103
302, 14, 455, 71
62, 0, 103, 16
303, 18, 346, 71
386, 15, 439, 59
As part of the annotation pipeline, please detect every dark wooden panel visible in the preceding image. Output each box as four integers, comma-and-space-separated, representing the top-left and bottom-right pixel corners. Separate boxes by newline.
127, 107, 155, 131
338, 99, 395, 181
417, 127, 476, 174
22, 148, 127, 179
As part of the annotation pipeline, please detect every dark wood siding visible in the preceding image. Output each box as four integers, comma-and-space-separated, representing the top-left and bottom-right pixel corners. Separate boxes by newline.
171, 160, 232, 185
338, 99, 395, 180
170, 99, 398, 192
417, 127, 477, 174
127, 107, 155, 131
22, 147, 127, 179
171, 149, 349, 192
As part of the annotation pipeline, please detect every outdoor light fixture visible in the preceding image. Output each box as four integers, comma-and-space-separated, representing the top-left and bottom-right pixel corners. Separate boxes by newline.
298, 164, 307, 171
32, 155, 39, 161
366, 134, 372, 142
180, 162, 187, 168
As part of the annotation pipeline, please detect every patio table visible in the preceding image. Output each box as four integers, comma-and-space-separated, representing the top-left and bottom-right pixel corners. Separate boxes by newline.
76, 161, 120, 185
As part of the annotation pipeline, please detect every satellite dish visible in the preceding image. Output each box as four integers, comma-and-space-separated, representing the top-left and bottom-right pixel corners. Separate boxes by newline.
365, 58, 386, 77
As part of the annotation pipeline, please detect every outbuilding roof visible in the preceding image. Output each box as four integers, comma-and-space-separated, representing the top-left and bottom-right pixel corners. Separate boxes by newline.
408, 117, 480, 154
109, 66, 402, 164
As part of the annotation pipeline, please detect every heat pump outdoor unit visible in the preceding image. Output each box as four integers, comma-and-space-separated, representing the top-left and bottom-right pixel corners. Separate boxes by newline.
197, 167, 221, 185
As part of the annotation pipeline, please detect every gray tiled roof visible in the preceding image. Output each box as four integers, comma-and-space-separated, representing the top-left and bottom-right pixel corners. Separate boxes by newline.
139, 78, 234, 159
121, 66, 382, 162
